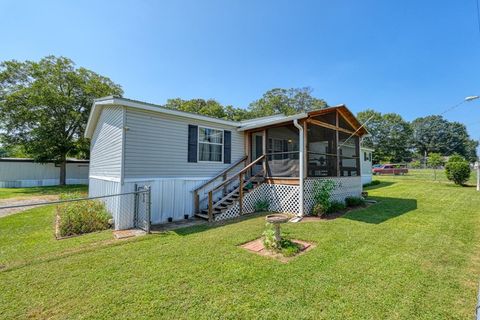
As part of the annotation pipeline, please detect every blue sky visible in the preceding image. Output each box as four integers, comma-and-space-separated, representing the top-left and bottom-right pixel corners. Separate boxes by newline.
2, 0, 480, 138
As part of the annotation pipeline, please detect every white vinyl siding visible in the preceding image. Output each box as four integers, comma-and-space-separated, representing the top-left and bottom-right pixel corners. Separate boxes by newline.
89, 106, 124, 179
124, 108, 244, 178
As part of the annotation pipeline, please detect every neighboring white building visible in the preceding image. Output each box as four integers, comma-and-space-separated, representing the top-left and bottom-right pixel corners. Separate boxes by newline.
0, 158, 89, 188
360, 147, 374, 185
85, 96, 369, 230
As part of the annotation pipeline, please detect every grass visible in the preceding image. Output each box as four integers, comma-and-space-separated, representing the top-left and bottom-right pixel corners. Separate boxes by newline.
1, 178, 480, 319
0, 184, 87, 200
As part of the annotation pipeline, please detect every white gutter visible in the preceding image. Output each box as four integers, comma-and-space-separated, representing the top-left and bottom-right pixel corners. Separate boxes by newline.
293, 119, 304, 217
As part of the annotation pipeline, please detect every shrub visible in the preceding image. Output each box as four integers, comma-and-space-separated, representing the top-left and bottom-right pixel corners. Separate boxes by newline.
57, 193, 111, 237
254, 198, 269, 212
262, 223, 301, 257
363, 180, 380, 188
410, 160, 422, 169
345, 196, 365, 207
327, 200, 346, 213
262, 223, 280, 250
311, 203, 328, 217
311, 180, 337, 216
445, 161, 471, 186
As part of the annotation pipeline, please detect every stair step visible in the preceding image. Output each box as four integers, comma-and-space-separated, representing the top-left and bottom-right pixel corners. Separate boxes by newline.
195, 213, 210, 220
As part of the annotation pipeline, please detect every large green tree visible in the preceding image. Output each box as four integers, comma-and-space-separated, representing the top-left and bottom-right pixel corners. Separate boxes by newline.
0, 56, 123, 185
357, 109, 412, 163
411, 115, 478, 162
249, 87, 327, 117
164, 98, 252, 121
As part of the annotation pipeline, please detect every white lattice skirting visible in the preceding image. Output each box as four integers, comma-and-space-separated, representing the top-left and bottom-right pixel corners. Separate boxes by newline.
214, 176, 362, 222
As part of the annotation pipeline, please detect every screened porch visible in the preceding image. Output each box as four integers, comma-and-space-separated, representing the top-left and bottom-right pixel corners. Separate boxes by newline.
246, 108, 362, 180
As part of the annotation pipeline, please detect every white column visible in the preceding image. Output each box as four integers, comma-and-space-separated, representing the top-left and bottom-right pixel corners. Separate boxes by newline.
293, 119, 304, 216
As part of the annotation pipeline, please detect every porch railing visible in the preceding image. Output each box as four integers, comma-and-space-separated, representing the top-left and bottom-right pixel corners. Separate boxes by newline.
192, 156, 247, 214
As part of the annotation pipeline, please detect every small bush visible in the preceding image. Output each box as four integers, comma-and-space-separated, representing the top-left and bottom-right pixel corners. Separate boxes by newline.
345, 196, 365, 207
254, 198, 269, 212
410, 160, 422, 169
311, 180, 337, 216
363, 180, 380, 188
262, 223, 301, 257
311, 203, 328, 217
327, 200, 346, 213
445, 161, 471, 186
279, 239, 301, 257
57, 193, 111, 237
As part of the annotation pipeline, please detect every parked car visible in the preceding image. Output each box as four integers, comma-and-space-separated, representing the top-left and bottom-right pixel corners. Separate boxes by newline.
372, 164, 408, 175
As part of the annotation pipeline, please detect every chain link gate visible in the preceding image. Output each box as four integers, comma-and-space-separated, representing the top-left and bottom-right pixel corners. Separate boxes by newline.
134, 185, 151, 233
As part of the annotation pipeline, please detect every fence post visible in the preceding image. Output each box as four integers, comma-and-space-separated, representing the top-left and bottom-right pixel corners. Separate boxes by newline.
146, 185, 151, 234
133, 183, 138, 228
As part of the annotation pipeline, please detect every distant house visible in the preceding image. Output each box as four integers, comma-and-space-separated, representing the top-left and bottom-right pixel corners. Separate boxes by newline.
0, 158, 89, 188
361, 147, 374, 185
85, 96, 370, 230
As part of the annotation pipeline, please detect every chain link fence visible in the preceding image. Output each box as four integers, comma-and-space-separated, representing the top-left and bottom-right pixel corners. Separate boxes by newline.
0, 185, 151, 235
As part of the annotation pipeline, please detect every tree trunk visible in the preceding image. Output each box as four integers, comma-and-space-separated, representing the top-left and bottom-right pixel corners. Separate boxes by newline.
59, 159, 67, 186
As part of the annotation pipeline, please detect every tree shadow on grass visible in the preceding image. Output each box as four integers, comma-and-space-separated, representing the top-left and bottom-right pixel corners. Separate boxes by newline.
342, 196, 417, 224
363, 181, 396, 190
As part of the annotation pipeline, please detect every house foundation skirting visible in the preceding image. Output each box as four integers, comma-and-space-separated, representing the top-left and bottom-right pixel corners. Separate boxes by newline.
214, 176, 362, 222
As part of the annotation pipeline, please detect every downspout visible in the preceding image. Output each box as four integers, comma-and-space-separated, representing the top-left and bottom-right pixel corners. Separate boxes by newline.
293, 119, 304, 217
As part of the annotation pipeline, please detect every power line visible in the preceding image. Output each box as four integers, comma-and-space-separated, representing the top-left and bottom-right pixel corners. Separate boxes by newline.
476, 0, 480, 36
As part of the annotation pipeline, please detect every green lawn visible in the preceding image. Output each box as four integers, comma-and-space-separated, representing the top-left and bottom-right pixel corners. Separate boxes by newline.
376, 168, 478, 185
0, 184, 87, 200
1, 178, 480, 319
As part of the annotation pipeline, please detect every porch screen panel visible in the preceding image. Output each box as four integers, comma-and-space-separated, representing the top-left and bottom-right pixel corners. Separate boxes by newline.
307, 125, 337, 177
338, 131, 360, 176
266, 126, 299, 177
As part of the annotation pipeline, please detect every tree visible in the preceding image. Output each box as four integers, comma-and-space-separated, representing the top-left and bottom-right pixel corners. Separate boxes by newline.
427, 152, 444, 180
0, 56, 123, 185
248, 87, 327, 117
357, 109, 412, 163
445, 155, 471, 186
411, 116, 478, 162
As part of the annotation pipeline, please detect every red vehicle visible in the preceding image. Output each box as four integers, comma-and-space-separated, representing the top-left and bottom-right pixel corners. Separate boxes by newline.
372, 164, 408, 175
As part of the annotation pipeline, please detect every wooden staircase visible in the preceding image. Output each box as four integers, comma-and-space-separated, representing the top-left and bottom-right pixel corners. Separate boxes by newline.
192, 155, 266, 222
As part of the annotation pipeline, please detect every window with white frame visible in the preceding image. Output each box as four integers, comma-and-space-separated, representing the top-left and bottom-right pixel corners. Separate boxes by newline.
198, 127, 223, 162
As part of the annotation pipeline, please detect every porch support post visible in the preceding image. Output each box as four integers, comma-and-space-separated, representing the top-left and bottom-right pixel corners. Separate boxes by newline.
262, 129, 267, 176
293, 119, 304, 217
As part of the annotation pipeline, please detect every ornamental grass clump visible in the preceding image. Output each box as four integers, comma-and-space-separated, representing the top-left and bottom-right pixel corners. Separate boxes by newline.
57, 193, 111, 237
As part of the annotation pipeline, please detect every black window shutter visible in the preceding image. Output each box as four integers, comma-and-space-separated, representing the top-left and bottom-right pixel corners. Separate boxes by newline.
188, 125, 198, 163
224, 130, 231, 164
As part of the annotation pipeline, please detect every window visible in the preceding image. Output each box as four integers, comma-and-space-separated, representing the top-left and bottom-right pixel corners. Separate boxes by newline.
198, 127, 223, 162
364, 152, 368, 161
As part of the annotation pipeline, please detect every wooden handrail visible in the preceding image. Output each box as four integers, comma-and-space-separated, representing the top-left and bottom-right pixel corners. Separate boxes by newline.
210, 155, 265, 193
212, 169, 265, 210
193, 156, 247, 193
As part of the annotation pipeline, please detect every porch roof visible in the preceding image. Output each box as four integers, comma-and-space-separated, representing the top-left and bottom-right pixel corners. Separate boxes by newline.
237, 105, 369, 136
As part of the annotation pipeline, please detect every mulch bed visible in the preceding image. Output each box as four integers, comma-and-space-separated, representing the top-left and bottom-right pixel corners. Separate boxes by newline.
240, 238, 315, 263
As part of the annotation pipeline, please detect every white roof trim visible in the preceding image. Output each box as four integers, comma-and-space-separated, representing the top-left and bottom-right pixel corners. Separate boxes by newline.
237, 113, 308, 131
85, 96, 240, 138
